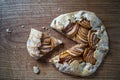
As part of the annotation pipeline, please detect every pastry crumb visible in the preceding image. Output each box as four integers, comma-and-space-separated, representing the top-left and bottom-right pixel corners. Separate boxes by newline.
33, 66, 40, 74
6, 28, 12, 33
42, 27, 48, 30
21, 25, 25, 28
42, 27, 45, 29
57, 8, 61, 11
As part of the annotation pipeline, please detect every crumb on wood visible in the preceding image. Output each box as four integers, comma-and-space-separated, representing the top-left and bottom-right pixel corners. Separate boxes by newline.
6, 28, 12, 33
42, 27, 45, 29
57, 8, 61, 11
42, 27, 49, 31
33, 66, 40, 74
21, 25, 25, 28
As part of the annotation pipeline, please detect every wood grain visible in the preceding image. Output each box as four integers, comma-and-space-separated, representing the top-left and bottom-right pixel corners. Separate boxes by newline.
0, 0, 120, 79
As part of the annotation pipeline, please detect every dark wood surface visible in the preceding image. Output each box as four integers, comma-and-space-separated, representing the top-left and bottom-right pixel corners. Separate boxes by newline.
0, 0, 120, 79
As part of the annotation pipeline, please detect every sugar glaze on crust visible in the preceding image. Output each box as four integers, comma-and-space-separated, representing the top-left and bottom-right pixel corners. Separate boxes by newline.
50, 10, 109, 76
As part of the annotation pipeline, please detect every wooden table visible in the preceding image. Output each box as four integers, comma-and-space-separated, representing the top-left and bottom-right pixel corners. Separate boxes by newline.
0, 0, 120, 79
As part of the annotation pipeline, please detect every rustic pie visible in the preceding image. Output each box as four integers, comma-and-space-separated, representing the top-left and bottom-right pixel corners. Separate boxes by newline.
50, 10, 109, 76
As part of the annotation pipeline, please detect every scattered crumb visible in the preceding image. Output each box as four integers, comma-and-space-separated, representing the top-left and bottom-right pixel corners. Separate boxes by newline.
42, 27, 48, 31
21, 25, 25, 28
33, 66, 40, 74
42, 27, 45, 29
57, 8, 61, 11
46, 28, 48, 30
6, 28, 12, 33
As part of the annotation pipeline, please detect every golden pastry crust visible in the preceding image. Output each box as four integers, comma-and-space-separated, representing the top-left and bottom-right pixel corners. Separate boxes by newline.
50, 10, 109, 76
27, 28, 62, 60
